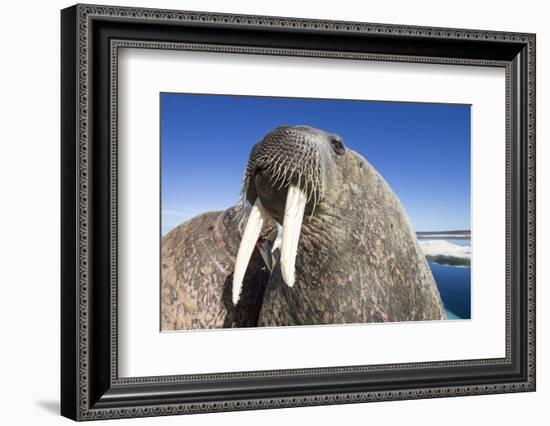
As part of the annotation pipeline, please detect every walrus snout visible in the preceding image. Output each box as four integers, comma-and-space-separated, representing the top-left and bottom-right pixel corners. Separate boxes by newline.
243, 125, 338, 208
233, 126, 345, 300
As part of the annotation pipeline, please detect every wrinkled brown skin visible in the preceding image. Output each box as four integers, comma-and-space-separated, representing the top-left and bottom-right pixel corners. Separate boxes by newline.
255, 126, 446, 326
161, 206, 276, 331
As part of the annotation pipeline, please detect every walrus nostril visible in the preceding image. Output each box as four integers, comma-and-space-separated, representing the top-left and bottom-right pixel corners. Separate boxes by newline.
253, 165, 268, 176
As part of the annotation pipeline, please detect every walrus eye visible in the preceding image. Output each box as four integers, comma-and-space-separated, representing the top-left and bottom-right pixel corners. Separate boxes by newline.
330, 137, 346, 155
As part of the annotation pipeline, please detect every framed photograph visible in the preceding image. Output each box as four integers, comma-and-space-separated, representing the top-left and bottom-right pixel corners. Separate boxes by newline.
61, 4, 536, 421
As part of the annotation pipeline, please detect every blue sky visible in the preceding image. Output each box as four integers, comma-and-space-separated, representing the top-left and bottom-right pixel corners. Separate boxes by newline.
161, 93, 470, 235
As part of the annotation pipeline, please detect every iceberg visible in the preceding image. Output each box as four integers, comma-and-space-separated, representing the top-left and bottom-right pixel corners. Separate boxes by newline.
418, 239, 471, 267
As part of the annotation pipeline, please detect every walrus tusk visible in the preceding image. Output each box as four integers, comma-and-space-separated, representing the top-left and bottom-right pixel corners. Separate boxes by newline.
280, 184, 307, 287
233, 199, 267, 305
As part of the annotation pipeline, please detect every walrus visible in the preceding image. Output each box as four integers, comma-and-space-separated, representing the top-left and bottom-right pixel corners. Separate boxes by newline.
232, 125, 445, 326
161, 205, 277, 331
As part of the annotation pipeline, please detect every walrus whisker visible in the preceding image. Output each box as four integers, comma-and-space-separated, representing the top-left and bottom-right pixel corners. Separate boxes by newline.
309, 190, 318, 222
275, 164, 286, 190
297, 169, 303, 192
276, 160, 289, 185
278, 165, 293, 191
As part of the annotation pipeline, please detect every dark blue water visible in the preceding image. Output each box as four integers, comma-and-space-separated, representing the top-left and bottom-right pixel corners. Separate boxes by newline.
428, 262, 471, 319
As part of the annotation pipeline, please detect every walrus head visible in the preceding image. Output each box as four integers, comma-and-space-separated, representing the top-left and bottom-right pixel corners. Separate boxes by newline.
233, 125, 350, 304
233, 125, 445, 325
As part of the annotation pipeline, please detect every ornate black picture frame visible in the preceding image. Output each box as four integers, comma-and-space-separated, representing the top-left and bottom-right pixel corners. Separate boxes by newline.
61, 4, 536, 421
